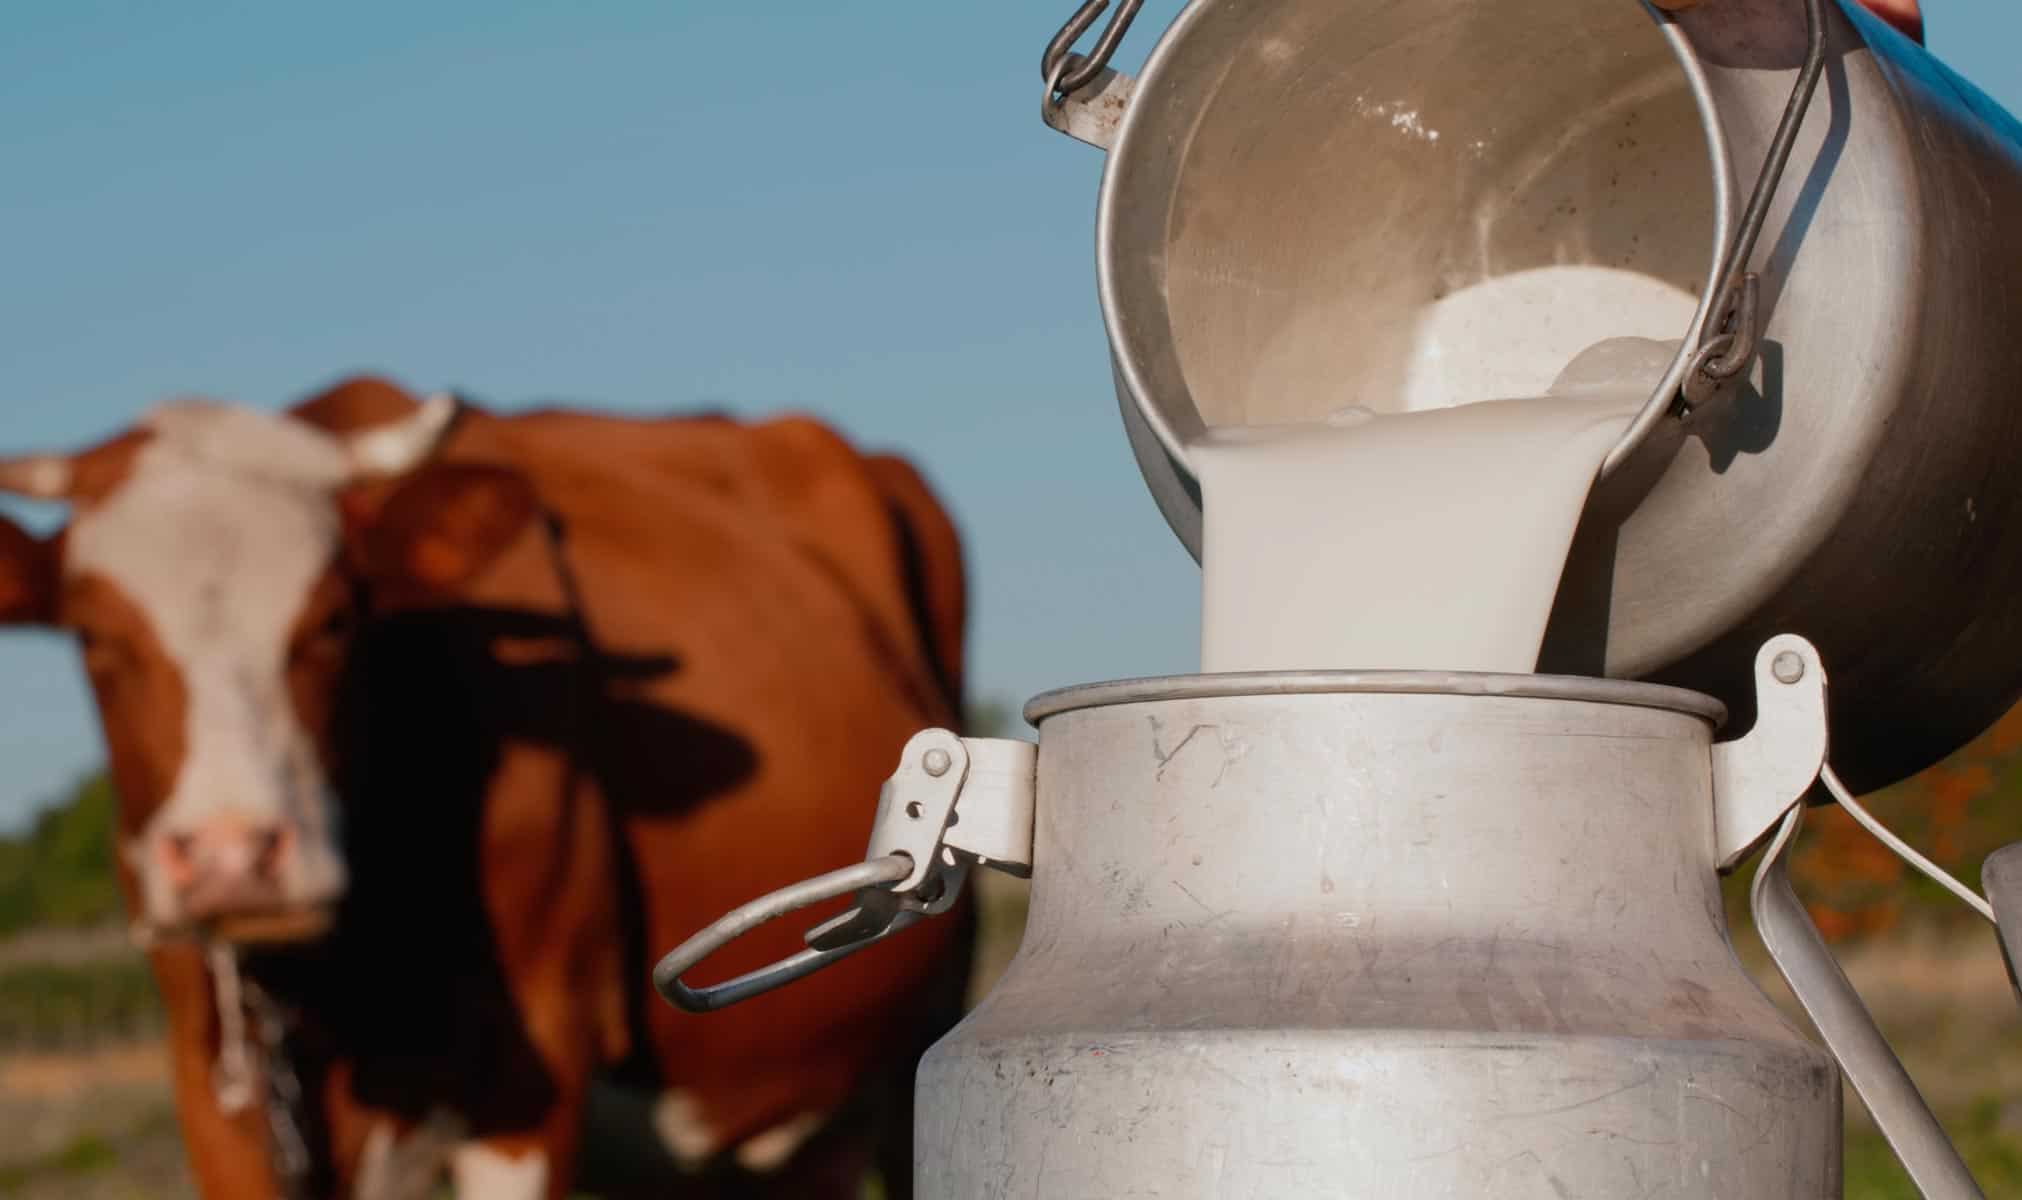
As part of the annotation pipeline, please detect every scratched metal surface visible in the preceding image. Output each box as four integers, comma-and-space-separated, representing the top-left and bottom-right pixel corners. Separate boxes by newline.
919, 687, 1840, 1196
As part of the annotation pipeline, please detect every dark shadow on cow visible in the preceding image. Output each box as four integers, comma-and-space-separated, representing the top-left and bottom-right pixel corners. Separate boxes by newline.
251, 599, 756, 1160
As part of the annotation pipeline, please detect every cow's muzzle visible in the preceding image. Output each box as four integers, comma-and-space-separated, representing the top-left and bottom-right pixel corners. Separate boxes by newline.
152, 815, 342, 944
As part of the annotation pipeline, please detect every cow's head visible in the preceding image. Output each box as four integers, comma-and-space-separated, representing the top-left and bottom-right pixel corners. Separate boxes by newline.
0, 379, 537, 944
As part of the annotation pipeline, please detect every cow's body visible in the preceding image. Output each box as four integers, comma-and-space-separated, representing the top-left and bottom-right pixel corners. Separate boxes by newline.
0, 379, 973, 1197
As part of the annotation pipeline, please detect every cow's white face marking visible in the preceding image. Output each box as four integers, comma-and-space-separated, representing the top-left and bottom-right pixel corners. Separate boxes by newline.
450, 1143, 548, 1200
68, 405, 355, 930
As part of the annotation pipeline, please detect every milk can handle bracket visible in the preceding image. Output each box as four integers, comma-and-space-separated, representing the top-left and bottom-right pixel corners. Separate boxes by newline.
652, 731, 1038, 1014
1711, 634, 1829, 869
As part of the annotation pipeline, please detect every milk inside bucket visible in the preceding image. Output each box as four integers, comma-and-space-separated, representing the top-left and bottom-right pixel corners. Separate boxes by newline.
650, 1, 2022, 1196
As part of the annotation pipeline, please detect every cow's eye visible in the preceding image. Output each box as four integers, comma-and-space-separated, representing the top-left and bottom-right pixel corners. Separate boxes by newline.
318, 605, 357, 641
292, 604, 358, 663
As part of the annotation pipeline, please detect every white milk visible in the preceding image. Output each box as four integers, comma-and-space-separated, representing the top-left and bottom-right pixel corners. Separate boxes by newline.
1398, 265, 1699, 412
1197, 266, 1696, 674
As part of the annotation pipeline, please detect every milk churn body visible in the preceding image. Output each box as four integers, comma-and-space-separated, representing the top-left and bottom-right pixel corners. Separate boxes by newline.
917, 679, 1839, 1197
1087, 0, 2022, 791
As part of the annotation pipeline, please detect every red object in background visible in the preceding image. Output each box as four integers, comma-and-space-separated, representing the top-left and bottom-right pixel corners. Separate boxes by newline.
1792, 704, 2022, 942
1861, 0, 1925, 44
1653, 0, 1924, 46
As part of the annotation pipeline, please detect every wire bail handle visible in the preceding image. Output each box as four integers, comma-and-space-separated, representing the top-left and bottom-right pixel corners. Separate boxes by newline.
1677, 0, 1829, 414
1043, 0, 1147, 103
652, 730, 1037, 1013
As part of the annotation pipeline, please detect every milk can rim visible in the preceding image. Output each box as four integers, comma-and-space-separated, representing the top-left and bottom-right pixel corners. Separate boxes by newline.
1024, 671, 1727, 727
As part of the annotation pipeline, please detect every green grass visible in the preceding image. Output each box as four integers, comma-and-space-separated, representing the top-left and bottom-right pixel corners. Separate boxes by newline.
1846, 1097, 2022, 1198
0, 1101, 184, 1197
0, 1135, 120, 1195
0, 958, 161, 1051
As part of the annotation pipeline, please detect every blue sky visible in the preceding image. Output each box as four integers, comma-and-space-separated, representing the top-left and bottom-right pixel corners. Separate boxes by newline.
2, 1, 2018, 830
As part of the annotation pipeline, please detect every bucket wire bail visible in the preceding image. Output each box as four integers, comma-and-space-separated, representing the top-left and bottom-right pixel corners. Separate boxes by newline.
1042, 0, 1146, 103
1672, 0, 1829, 418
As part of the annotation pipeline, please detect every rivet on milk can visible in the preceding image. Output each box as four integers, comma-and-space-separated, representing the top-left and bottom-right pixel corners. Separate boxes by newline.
653, 1, 2022, 1196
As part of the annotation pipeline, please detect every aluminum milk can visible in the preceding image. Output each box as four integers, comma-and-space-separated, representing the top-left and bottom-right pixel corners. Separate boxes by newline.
915, 671, 1841, 1197
656, 638, 2020, 1196
1045, 0, 2022, 791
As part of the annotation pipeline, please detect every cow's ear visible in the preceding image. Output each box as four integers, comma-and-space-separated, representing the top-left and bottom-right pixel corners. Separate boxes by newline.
290, 375, 421, 434
341, 463, 540, 595
0, 513, 55, 625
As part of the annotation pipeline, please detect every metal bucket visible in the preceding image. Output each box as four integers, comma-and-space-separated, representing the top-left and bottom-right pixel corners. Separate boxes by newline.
1049, 0, 2022, 790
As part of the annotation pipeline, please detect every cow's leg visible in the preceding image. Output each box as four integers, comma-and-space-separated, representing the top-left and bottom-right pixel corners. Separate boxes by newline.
450, 1139, 557, 1200
149, 943, 279, 1198
439, 987, 600, 1200
339, 1104, 461, 1200
744, 1117, 877, 1197
459, 751, 628, 1199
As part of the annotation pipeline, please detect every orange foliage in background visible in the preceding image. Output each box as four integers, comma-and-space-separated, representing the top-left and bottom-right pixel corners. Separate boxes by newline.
1790, 705, 2022, 942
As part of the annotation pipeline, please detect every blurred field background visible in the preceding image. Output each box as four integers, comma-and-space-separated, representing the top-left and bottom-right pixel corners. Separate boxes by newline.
2, 707, 2018, 1198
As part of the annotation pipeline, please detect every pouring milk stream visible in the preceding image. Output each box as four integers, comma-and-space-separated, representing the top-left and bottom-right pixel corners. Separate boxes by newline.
1196, 264, 1697, 674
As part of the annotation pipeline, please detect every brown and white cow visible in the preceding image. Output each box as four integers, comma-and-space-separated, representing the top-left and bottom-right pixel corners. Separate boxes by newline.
0, 377, 974, 1198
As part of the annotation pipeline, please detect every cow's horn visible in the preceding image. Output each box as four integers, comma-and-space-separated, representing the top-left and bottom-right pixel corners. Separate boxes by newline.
342, 392, 460, 479
0, 455, 75, 500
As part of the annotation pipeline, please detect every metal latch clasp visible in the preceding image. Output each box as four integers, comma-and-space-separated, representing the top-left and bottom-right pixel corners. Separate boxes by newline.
651, 729, 1036, 1013
1710, 634, 1828, 871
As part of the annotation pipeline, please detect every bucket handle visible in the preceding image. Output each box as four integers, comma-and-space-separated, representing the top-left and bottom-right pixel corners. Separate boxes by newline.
1041, 0, 1145, 101
1751, 803, 1988, 1200
1672, 0, 1830, 417
651, 854, 924, 1012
